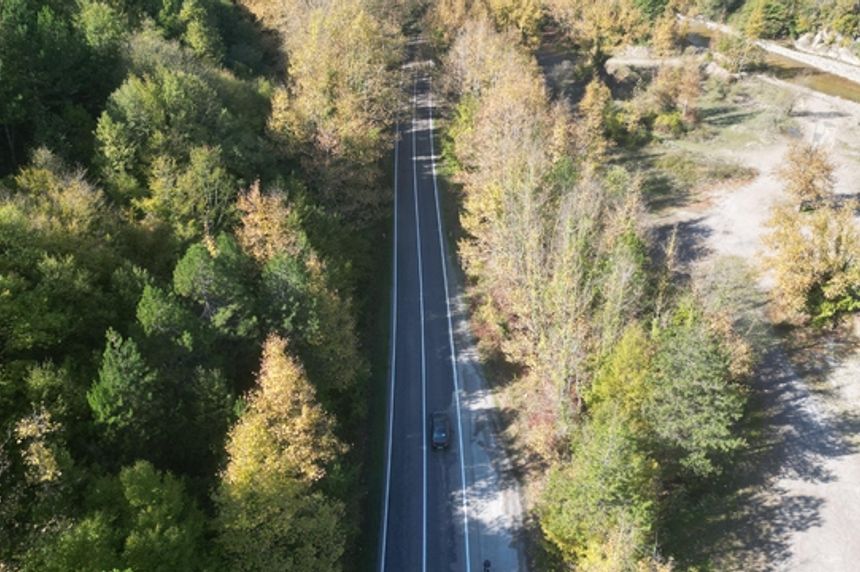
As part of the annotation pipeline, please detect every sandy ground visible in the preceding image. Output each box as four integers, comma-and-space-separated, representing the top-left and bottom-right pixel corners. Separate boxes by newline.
649, 76, 860, 570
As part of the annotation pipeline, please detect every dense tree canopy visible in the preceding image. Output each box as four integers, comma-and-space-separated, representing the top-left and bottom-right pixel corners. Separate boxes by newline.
1, 1, 397, 568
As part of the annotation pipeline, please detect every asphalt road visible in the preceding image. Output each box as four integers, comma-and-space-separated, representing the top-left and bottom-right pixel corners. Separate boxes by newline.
379, 69, 526, 572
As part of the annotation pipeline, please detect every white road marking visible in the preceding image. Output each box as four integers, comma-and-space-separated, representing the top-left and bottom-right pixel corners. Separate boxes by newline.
378, 118, 399, 572
411, 77, 429, 572
428, 76, 473, 572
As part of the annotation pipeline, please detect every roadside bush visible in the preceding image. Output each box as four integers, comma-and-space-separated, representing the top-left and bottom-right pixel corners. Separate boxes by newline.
832, 12, 860, 38
606, 104, 652, 149
779, 141, 835, 205
694, 0, 745, 20
714, 33, 764, 72
765, 200, 860, 324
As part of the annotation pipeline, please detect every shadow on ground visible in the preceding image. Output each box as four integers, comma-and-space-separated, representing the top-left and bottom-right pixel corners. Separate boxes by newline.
664, 327, 860, 570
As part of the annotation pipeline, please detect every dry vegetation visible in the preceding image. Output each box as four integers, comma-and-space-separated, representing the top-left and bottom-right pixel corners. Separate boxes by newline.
430, 3, 769, 568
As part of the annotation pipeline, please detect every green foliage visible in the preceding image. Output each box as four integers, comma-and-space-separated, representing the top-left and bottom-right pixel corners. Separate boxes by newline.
0, 152, 122, 358
117, 461, 207, 570
634, 0, 668, 20
179, 0, 224, 63
694, 0, 744, 20
811, 287, 860, 325
173, 235, 258, 339
142, 145, 238, 241
87, 329, 164, 459
24, 461, 208, 571
743, 0, 793, 38
96, 67, 223, 198
441, 95, 479, 176
0, 0, 129, 170
76, 1, 128, 53
586, 322, 652, 424
647, 302, 746, 478
654, 110, 686, 136
136, 284, 197, 349
540, 410, 657, 568
22, 513, 120, 572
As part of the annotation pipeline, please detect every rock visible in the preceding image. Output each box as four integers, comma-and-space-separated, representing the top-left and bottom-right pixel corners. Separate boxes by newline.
793, 29, 860, 67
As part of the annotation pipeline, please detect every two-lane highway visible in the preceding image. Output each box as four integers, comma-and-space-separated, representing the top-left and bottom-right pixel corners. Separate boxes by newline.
379, 72, 471, 572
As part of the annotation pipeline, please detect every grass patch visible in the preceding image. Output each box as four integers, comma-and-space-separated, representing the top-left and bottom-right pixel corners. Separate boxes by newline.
639, 149, 758, 211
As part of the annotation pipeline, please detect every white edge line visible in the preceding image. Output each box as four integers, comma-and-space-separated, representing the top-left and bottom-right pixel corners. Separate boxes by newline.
428, 77, 472, 572
412, 77, 429, 572
379, 117, 399, 572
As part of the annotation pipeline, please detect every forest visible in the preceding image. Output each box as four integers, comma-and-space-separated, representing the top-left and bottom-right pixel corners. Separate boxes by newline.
3, 0, 860, 570
1, 0, 406, 569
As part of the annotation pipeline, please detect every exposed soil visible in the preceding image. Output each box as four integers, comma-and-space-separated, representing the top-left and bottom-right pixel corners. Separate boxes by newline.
649, 75, 860, 570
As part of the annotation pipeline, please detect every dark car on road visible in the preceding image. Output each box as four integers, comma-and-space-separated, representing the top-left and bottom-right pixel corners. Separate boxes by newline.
431, 412, 451, 450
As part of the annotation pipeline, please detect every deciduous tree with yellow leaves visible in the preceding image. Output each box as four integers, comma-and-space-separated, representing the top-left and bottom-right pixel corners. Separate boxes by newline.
545, 0, 646, 69
215, 335, 347, 571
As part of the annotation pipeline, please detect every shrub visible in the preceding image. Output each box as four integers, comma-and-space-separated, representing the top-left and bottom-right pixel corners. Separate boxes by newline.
654, 111, 685, 136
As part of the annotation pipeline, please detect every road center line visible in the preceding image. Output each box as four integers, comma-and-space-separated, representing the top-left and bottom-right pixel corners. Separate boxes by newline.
378, 117, 399, 572
428, 76, 473, 572
411, 76, 429, 572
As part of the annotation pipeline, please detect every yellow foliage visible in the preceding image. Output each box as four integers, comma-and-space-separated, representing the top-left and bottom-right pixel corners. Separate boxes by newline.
262, 0, 403, 219
578, 78, 612, 171
586, 322, 652, 424
648, 59, 701, 123
764, 200, 860, 322
236, 181, 302, 264
223, 335, 346, 486
652, 9, 680, 57
778, 141, 835, 205
14, 408, 68, 485
444, 18, 540, 99
13, 148, 105, 237
427, 0, 489, 43
545, 0, 646, 66
486, 0, 545, 44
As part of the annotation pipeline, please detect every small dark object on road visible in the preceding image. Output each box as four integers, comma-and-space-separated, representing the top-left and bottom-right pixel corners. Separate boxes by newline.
483, 559, 491, 572
430, 411, 451, 450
